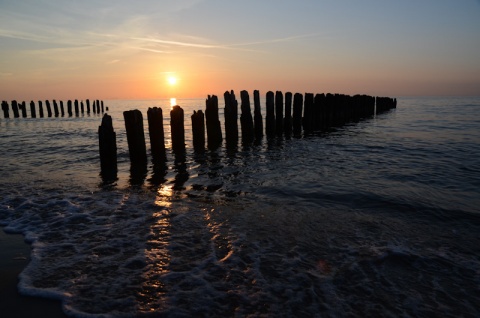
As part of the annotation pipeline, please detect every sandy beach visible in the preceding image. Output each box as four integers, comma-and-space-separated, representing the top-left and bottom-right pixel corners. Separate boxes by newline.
0, 229, 67, 318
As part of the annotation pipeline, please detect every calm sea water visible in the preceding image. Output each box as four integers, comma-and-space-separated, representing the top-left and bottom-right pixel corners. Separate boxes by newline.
1, 96, 479, 317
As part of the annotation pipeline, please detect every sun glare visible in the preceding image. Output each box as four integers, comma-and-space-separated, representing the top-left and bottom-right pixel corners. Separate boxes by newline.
167, 76, 177, 86
170, 98, 177, 107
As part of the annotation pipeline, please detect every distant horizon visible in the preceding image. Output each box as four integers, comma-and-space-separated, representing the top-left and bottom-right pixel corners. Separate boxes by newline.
1, 1, 479, 101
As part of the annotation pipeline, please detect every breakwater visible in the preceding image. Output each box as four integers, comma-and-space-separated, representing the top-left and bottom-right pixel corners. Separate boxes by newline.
1, 99, 106, 119
99, 91, 396, 180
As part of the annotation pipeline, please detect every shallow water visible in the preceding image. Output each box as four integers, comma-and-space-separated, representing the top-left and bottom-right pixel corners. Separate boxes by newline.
1, 96, 479, 317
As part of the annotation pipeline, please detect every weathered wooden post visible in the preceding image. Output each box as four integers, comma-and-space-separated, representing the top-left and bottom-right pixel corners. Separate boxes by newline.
81, 101, 85, 114
170, 105, 185, 152
303, 93, 314, 134
266, 91, 275, 137
240, 90, 254, 143
98, 113, 117, 178
101, 101, 104, 113
96, 100, 100, 114
45, 100, 52, 117
60, 101, 65, 117
86, 99, 91, 114
191, 110, 205, 152
74, 99, 79, 116
30, 101, 36, 118
1, 101, 9, 118
53, 100, 59, 117
147, 107, 166, 163
123, 109, 148, 165
20, 101, 27, 118
275, 91, 284, 136
284, 92, 292, 136
11, 101, 19, 118
224, 90, 238, 146
205, 95, 222, 149
92, 99, 96, 114
67, 100, 73, 116
253, 90, 263, 140
292, 93, 303, 136
38, 100, 44, 118
314, 94, 325, 131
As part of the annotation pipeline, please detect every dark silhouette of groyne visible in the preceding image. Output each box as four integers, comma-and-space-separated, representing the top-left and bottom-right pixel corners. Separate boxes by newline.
1, 99, 107, 119
99, 90, 396, 182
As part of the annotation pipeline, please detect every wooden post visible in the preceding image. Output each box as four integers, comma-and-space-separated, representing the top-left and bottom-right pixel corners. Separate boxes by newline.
123, 109, 148, 165
240, 90, 254, 143
284, 92, 292, 136
11, 101, 19, 118
266, 91, 275, 137
30, 101, 36, 118
60, 101, 65, 117
275, 91, 284, 136
45, 100, 52, 117
292, 93, 303, 136
253, 90, 263, 140
170, 105, 185, 152
53, 100, 59, 117
314, 94, 325, 131
86, 99, 91, 114
81, 101, 85, 114
147, 107, 166, 163
205, 95, 222, 149
101, 101, 104, 113
38, 100, 44, 118
98, 113, 117, 177
96, 100, 100, 114
303, 93, 314, 134
191, 110, 205, 152
20, 101, 27, 118
224, 90, 238, 146
74, 99, 79, 116
92, 99, 96, 114
1, 101, 9, 118
67, 100, 73, 116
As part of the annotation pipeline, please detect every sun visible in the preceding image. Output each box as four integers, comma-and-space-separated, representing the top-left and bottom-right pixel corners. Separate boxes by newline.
167, 76, 177, 86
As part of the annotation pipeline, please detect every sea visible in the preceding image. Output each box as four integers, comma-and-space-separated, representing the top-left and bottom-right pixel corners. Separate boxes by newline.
0, 95, 479, 317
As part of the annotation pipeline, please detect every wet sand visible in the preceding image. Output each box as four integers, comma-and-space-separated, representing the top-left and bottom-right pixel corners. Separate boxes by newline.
0, 229, 67, 317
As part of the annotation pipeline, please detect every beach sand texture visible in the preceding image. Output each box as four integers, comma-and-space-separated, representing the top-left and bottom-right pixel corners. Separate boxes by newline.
0, 229, 66, 318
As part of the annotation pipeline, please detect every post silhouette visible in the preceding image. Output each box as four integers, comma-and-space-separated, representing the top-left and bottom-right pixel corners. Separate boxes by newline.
170, 105, 185, 152
30, 101, 36, 118
45, 100, 52, 117
253, 90, 263, 140
224, 90, 238, 147
303, 93, 314, 134
205, 95, 222, 149
1, 101, 9, 118
147, 107, 166, 163
67, 100, 73, 116
38, 101, 44, 118
292, 93, 303, 136
74, 100, 79, 116
98, 113, 117, 178
240, 90, 254, 144
266, 91, 275, 137
60, 101, 65, 117
284, 92, 292, 136
81, 101, 85, 114
275, 91, 284, 136
86, 99, 91, 114
123, 109, 147, 165
191, 110, 205, 152
53, 100, 59, 117
20, 101, 27, 118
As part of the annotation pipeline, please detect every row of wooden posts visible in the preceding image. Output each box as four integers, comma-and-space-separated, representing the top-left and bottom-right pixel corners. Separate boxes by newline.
1, 99, 106, 118
98, 90, 396, 176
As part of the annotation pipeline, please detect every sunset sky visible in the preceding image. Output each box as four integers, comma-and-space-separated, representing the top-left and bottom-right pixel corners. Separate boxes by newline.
1, 0, 479, 100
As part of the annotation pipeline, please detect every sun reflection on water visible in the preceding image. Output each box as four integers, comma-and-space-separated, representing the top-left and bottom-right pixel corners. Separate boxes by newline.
170, 98, 176, 108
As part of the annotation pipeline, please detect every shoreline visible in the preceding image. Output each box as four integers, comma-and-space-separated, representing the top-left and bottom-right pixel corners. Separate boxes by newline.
0, 229, 67, 317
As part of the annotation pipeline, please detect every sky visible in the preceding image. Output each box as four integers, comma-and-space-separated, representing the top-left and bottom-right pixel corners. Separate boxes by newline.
0, 0, 479, 100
